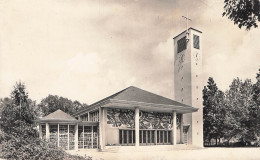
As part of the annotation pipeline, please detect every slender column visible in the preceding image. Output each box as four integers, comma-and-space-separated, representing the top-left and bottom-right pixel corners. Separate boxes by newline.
83, 126, 85, 148
39, 124, 42, 139
134, 107, 140, 146
141, 131, 143, 143
58, 124, 60, 147
67, 124, 70, 150
158, 131, 160, 143
46, 123, 50, 141
88, 112, 90, 121
74, 124, 78, 150
146, 130, 148, 145
103, 108, 107, 148
172, 111, 177, 145
99, 107, 104, 150
166, 131, 169, 143
132, 130, 134, 143
91, 126, 94, 148
122, 130, 124, 144
149, 131, 152, 144
127, 130, 129, 145
163, 131, 165, 144
180, 114, 184, 144
154, 130, 157, 145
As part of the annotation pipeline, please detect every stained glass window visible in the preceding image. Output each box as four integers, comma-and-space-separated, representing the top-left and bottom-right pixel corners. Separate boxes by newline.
90, 111, 99, 122
59, 125, 68, 150
84, 126, 92, 148
78, 126, 83, 149
78, 125, 98, 149
69, 125, 75, 150
50, 125, 58, 147
93, 126, 98, 148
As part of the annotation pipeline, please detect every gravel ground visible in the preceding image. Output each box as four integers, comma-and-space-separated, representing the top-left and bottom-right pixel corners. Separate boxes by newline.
68, 147, 260, 160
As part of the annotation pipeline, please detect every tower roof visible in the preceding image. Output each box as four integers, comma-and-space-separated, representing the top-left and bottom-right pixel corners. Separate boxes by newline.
173, 27, 202, 39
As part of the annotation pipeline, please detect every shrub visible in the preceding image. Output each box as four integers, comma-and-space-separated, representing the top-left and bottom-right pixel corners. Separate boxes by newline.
0, 82, 92, 160
0, 131, 88, 160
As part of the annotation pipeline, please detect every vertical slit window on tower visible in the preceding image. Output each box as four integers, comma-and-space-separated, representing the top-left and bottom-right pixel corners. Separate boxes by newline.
177, 36, 186, 53
193, 34, 200, 49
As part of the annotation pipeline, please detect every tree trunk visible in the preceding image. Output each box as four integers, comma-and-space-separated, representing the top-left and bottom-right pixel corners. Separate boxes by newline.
216, 138, 218, 146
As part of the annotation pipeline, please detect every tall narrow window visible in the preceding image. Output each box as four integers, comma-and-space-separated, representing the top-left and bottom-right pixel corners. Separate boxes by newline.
78, 126, 83, 149
59, 125, 68, 150
193, 34, 200, 49
50, 125, 58, 147
177, 36, 187, 53
119, 130, 123, 144
93, 126, 98, 148
84, 126, 91, 148
69, 125, 75, 150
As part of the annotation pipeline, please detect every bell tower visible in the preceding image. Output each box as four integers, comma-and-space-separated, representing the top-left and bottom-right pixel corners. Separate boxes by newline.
173, 27, 203, 147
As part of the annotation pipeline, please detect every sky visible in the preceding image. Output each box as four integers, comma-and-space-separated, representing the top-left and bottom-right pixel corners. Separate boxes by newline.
0, 0, 259, 105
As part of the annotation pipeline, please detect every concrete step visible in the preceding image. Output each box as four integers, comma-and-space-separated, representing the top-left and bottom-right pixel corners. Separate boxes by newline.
102, 145, 202, 152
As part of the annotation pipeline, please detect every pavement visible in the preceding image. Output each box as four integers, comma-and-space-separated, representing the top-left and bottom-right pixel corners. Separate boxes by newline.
67, 147, 260, 160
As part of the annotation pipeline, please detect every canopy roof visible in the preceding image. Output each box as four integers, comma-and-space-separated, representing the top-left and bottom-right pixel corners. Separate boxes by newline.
37, 109, 79, 123
74, 86, 198, 116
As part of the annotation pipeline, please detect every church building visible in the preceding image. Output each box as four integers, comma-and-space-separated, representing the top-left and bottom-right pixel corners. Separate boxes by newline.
36, 27, 203, 151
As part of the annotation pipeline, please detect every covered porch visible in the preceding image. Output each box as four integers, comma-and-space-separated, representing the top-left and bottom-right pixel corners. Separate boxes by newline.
36, 109, 99, 150
99, 98, 197, 150
68, 86, 199, 151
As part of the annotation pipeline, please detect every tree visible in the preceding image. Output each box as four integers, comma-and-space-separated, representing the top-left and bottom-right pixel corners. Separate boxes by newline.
38, 95, 86, 116
0, 82, 38, 137
223, 0, 260, 30
72, 100, 87, 113
0, 98, 12, 120
0, 82, 89, 160
251, 68, 260, 144
224, 78, 256, 144
203, 77, 226, 146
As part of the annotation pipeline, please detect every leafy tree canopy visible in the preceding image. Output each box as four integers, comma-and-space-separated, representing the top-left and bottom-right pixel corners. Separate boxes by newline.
38, 95, 86, 116
224, 78, 256, 142
223, 0, 260, 30
251, 69, 260, 140
203, 69, 260, 146
203, 77, 225, 144
0, 82, 38, 137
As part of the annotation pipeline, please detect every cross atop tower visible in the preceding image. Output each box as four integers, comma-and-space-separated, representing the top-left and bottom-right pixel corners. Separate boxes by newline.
182, 14, 192, 41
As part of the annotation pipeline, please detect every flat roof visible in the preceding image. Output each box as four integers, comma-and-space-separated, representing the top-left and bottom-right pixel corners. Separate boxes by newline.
173, 27, 202, 39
